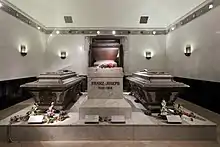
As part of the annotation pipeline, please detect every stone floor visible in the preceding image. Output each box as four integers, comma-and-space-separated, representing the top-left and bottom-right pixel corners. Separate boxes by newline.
176, 98, 220, 143
0, 94, 219, 147
0, 94, 215, 127
0, 141, 219, 147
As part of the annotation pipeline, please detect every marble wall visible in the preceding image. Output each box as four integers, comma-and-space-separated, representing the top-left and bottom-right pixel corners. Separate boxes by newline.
0, 11, 46, 81
126, 35, 167, 74
44, 35, 88, 75
1, 5, 220, 82
44, 35, 167, 75
166, 7, 220, 82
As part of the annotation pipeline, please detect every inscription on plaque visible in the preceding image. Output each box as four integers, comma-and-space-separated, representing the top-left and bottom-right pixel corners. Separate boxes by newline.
91, 81, 120, 90
91, 81, 120, 85
88, 77, 123, 99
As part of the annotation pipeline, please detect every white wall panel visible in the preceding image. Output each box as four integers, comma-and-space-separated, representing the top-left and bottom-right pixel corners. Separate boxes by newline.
127, 35, 167, 73
44, 35, 167, 75
0, 11, 46, 81
45, 35, 88, 75
166, 7, 220, 82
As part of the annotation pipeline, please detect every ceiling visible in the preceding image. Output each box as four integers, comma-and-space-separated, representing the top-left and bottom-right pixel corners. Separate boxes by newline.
6, 0, 207, 28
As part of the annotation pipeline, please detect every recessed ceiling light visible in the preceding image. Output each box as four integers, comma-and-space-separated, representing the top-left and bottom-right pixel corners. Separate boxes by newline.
112, 30, 116, 35
56, 30, 60, 34
209, 4, 213, 9
37, 26, 41, 30
171, 27, 175, 31
97, 31, 100, 35
0, 3, 3, 8
50, 34, 53, 37
152, 31, 156, 35
192, 14, 196, 18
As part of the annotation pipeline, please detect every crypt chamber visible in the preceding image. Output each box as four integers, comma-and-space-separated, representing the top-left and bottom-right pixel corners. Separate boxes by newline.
0, 34, 217, 142
0, 0, 220, 146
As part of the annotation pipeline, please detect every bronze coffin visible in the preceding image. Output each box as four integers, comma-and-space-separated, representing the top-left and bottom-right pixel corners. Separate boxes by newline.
21, 70, 84, 110
126, 71, 189, 112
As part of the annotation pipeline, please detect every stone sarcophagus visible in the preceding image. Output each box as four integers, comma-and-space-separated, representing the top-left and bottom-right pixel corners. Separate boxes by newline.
126, 70, 189, 113
79, 67, 132, 120
21, 70, 84, 110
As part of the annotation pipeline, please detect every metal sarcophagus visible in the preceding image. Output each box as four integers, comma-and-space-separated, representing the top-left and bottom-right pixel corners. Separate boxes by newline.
21, 70, 84, 110
126, 70, 189, 112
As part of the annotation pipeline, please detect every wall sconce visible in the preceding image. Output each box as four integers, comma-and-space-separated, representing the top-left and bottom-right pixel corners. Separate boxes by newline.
20, 45, 27, 56
60, 51, 67, 59
185, 45, 192, 57
145, 51, 152, 60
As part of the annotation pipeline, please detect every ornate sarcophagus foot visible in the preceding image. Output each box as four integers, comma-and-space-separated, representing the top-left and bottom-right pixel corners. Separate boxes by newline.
21, 70, 85, 110
127, 70, 189, 113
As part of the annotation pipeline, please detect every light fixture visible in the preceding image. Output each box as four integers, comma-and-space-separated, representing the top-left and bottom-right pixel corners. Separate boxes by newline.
20, 45, 28, 56
185, 45, 192, 57
56, 30, 60, 34
37, 26, 41, 30
171, 27, 175, 31
79, 46, 83, 51
192, 14, 196, 18
152, 31, 156, 35
112, 30, 116, 35
97, 31, 100, 35
145, 51, 152, 60
60, 51, 67, 59
0, 3, 3, 8
50, 34, 53, 37
209, 4, 213, 9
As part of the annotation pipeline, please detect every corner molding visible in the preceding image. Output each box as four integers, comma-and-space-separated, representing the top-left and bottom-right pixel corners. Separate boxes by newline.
167, 0, 220, 33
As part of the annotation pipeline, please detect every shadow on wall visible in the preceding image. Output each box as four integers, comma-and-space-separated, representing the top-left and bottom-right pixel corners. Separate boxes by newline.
0, 77, 37, 110
174, 77, 220, 114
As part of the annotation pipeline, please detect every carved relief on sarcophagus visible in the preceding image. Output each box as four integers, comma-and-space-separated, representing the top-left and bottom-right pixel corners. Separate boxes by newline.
39, 91, 57, 104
